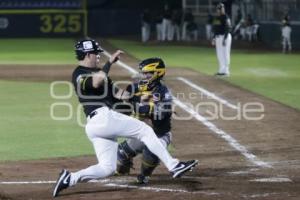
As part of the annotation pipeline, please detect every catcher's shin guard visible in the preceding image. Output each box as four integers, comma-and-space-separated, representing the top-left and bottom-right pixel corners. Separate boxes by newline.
137, 152, 159, 184
140, 147, 159, 177
140, 160, 158, 177
117, 141, 136, 175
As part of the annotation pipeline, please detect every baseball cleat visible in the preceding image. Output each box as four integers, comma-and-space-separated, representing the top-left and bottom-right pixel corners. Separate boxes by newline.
214, 73, 229, 77
214, 73, 225, 76
170, 160, 198, 178
136, 174, 149, 184
53, 169, 71, 197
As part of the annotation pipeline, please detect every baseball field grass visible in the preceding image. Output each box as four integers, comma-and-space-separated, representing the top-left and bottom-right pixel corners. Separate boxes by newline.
0, 80, 93, 161
0, 38, 299, 161
0, 39, 76, 65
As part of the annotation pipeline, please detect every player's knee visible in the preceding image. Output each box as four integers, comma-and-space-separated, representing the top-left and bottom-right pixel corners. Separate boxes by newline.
85, 123, 97, 140
139, 123, 156, 141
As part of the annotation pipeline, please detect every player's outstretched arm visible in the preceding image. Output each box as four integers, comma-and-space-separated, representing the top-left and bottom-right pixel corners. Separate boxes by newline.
109, 50, 124, 64
91, 50, 124, 88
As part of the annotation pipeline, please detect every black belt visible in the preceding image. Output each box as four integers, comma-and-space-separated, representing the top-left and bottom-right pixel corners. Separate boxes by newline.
88, 110, 98, 119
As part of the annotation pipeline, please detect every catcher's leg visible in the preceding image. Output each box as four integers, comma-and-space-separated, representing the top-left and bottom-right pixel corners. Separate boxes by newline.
117, 139, 144, 175
116, 141, 136, 175
137, 132, 172, 184
137, 147, 160, 184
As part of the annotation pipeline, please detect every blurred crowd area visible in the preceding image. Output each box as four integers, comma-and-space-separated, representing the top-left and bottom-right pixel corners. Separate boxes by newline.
139, 0, 299, 44
0, 0, 299, 50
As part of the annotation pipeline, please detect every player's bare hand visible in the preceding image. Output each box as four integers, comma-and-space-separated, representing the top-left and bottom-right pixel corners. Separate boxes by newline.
109, 50, 124, 64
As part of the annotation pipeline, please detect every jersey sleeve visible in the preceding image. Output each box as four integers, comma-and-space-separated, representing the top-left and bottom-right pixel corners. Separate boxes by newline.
76, 75, 95, 93
75, 74, 106, 95
80, 75, 93, 91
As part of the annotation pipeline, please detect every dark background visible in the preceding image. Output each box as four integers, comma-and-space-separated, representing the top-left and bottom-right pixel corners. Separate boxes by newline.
87, 0, 182, 37
0, 0, 299, 49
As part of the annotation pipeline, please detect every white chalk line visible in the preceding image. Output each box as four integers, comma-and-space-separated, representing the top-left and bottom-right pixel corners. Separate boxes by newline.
228, 168, 259, 175
250, 177, 292, 183
104, 50, 272, 169
0, 181, 55, 185
177, 77, 238, 110
242, 193, 281, 198
172, 98, 272, 168
0, 179, 211, 194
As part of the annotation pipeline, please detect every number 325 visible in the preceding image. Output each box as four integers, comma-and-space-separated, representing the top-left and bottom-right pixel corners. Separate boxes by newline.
40, 14, 81, 33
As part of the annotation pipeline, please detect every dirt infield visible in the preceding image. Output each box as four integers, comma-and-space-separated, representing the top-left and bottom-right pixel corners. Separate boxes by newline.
0, 45, 300, 200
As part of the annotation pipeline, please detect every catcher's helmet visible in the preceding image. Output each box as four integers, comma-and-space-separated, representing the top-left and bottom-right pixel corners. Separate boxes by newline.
75, 39, 103, 60
138, 57, 166, 91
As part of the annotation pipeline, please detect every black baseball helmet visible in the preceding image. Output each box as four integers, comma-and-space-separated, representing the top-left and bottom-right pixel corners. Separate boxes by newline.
75, 39, 103, 60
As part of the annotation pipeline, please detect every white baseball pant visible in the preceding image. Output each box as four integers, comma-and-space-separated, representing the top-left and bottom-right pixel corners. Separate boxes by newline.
142, 23, 151, 42
215, 34, 232, 75
162, 18, 172, 41
69, 107, 179, 186
282, 26, 292, 52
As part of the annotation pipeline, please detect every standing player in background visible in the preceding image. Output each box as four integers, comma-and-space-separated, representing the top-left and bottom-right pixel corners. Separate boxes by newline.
141, 9, 151, 43
181, 9, 194, 41
154, 10, 163, 41
117, 58, 173, 184
52, 39, 198, 197
212, 3, 232, 76
206, 13, 213, 41
171, 10, 182, 41
186, 18, 198, 41
281, 14, 292, 53
162, 5, 172, 41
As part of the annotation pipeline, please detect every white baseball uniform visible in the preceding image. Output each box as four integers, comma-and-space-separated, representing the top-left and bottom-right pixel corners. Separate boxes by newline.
213, 13, 232, 75
282, 25, 292, 53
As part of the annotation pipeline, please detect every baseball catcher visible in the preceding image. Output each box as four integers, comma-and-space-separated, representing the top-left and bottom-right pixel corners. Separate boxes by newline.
116, 57, 174, 184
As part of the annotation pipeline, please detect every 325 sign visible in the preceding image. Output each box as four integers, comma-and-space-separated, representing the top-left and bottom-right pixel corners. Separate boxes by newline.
0, 11, 86, 37
40, 14, 82, 33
